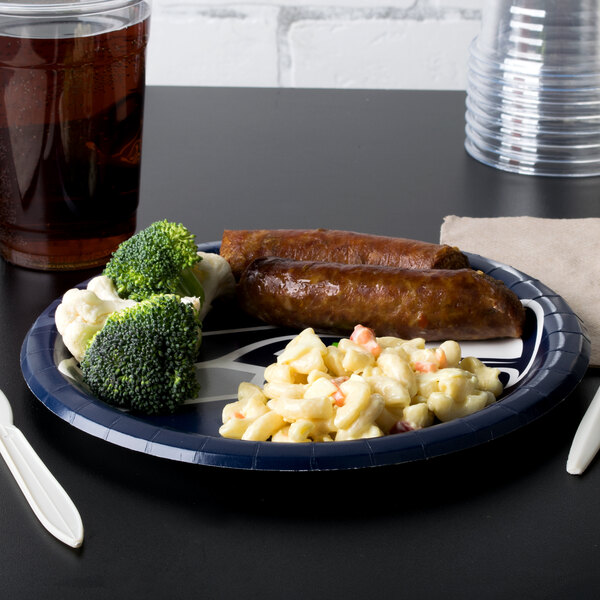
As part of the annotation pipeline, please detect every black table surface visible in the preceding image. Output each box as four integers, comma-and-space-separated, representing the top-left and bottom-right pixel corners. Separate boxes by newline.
1, 87, 599, 600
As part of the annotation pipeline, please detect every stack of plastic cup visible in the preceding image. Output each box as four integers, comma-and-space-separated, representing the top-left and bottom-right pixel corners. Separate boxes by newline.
465, 0, 600, 177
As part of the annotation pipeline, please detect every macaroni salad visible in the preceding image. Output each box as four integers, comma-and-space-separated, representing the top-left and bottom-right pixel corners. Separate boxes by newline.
219, 325, 503, 443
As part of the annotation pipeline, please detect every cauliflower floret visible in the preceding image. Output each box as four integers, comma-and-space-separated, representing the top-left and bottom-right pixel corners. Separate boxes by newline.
85, 275, 126, 302
56, 252, 234, 364
55, 276, 136, 362
188, 251, 235, 320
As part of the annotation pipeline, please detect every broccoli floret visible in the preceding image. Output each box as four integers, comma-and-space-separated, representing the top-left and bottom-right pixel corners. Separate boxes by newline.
103, 220, 205, 302
80, 295, 201, 414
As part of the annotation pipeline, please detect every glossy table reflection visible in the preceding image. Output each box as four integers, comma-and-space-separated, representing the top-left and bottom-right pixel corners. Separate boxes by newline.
1, 87, 599, 600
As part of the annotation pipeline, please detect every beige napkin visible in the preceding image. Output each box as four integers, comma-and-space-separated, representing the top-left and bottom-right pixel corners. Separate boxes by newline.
440, 216, 599, 367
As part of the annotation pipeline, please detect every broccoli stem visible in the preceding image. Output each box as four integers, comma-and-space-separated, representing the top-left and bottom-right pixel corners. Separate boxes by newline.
176, 267, 205, 304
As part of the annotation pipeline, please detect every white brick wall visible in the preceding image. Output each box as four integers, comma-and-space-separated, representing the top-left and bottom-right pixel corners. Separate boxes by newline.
146, 0, 483, 89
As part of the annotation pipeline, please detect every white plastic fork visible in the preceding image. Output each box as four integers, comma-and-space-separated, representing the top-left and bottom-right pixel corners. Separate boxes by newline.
0, 389, 84, 548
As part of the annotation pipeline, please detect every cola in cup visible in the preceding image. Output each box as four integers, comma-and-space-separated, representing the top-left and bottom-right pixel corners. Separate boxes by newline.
0, 0, 151, 270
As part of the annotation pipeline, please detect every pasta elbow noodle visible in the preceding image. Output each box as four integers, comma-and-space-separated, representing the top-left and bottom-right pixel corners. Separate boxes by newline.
268, 396, 334, 421
242, 411, 287, 441
220, 327, 504, 442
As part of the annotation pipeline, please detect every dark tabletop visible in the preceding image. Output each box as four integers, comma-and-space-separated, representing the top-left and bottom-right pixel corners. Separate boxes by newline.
1, 86, 599, 600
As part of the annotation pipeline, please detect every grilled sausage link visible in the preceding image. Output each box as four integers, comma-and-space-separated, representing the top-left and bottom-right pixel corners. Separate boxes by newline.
237, 257, 526, 341
221, 229, 469, 279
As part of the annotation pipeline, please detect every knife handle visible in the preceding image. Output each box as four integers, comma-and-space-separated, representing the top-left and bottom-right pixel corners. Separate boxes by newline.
567, 384, 600, 476
0, 424, 84, 548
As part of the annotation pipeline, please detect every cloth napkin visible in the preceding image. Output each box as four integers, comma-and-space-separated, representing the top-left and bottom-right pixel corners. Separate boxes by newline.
440, 216, 599, 367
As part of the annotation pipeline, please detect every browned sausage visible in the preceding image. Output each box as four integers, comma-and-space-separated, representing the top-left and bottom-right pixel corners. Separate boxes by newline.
237, 257, 526, 341
221, 229, 469, 279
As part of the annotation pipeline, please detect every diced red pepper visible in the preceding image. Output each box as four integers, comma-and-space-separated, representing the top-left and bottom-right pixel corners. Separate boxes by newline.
436, 348, 447, 368
350, 324, 381, 357
413, 348, 447, 373
331, 376, 349, 407
390, 421, 414, 434
413, 361, 437, 373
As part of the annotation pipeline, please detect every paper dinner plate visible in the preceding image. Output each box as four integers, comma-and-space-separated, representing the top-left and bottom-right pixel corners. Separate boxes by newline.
20, 243, 591, 471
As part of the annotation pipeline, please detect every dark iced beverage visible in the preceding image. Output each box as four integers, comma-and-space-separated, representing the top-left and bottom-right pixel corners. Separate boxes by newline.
0, 1, 151, 270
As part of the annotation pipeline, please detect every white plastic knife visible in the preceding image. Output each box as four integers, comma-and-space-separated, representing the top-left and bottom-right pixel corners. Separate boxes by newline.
567, 384, 600, 476
0, 389, 84, 548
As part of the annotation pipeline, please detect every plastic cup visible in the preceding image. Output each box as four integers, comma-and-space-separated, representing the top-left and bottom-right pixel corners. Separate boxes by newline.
465, 0, 600, 177
475, 0, 600, 72
0, 0, 151, 270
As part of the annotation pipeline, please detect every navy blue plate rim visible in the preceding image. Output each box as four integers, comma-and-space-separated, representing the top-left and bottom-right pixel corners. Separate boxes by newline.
20, 243, 591, 471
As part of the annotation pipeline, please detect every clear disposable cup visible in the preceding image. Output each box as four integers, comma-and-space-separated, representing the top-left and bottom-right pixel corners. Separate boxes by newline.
466, 112, 600, 155
468, 49, 600, 92
465, 0, 600, 177
465, 124, 600, 177
474, 0, 600, 74
0, 0, 151, 270
466, 75, 600, 124
465, 100, 600, 140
